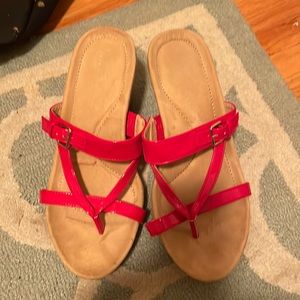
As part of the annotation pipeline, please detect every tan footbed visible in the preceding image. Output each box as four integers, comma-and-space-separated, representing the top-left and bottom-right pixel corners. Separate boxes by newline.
147, 29, 250, 281
46, 27, 143, 279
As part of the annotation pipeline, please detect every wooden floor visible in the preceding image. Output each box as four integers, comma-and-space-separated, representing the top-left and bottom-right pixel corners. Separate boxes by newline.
43, 0, 300, 100
42, 0, 136, 32
235, 0, 300, 99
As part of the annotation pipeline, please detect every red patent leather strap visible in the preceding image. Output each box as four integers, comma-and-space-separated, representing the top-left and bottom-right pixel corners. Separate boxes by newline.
143, 102, 238, 165
40, 102, 146, 234
40, 190, 146, 223
143, 102, 250, 238
58, 144, 104, 233
127, 111, 138, 138
190, 142, 225, 222
151, 165, 190, 220
150, 141, 225, 238
146, 183, 251, 236
97, 159, 139, 210
42, 103, 142, 161
154, 115, 165, 140
42, 145, 141, 234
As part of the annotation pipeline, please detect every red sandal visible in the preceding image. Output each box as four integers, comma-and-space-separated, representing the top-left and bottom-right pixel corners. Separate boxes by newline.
143, 29, 251, 281
40, 27, 146, 279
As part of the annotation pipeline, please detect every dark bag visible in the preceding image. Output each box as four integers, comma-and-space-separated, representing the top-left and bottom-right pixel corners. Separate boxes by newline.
0, 0, 58, 45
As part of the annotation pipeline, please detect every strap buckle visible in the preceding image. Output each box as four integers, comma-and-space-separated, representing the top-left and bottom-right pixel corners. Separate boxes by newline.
58, 125, 72, 149
210, 121, 224, 147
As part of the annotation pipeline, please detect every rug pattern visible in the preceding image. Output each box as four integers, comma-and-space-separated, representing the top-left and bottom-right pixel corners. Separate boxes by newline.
0, 0, 299, 299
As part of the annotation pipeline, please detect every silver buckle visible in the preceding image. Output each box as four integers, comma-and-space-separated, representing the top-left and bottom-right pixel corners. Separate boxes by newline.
58, 126, 72, 149
209, 121, 223, 147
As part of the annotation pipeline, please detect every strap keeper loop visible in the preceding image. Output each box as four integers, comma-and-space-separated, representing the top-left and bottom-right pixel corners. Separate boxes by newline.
57, 126, 72, 149
210, 120, 231, 147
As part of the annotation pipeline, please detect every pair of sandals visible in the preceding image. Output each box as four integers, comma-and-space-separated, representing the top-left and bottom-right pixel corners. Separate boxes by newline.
40, 27, 251, 282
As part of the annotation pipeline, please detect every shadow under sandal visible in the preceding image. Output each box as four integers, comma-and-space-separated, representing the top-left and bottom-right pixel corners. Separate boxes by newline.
143, 29, 251, 281
40, 27, 145, 279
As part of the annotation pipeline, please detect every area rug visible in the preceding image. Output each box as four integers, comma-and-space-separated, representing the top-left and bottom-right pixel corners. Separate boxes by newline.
0, 0, 300, 299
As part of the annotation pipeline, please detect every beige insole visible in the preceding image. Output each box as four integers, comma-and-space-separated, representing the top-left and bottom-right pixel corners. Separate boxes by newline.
46, 27, 143, 279
148, 29, 250, 281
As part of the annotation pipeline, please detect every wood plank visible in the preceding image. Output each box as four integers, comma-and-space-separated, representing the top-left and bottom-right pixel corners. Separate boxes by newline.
234, 0, 300, 99
42, 0, 136, 32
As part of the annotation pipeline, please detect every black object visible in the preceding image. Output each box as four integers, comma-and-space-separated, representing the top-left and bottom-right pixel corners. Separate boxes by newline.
0, 0, 58, 45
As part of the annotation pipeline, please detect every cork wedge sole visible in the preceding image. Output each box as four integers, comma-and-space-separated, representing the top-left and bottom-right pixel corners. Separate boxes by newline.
46, 27, 143, 279
148, 29, 250, 281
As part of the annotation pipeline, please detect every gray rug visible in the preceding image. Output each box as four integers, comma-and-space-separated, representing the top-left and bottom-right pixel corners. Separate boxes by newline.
0, 0, 300, 299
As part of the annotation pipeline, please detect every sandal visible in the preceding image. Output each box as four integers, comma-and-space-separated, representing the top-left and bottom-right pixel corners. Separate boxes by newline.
40, 27, 146, 279
143, 29, 251, 281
